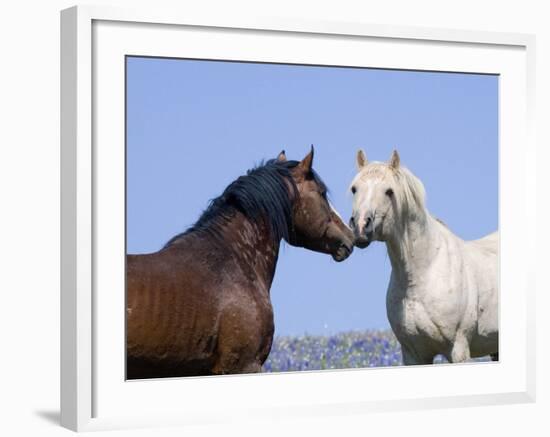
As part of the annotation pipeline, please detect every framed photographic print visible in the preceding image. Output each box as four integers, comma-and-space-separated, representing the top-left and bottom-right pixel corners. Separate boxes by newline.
60, 5, 536, 432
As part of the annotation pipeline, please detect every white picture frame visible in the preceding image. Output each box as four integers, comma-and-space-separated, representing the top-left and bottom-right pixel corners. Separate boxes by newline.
60, 5, 536, 432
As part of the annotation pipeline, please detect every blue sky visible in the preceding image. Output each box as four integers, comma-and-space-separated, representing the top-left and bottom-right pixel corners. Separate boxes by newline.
126, 57, 498, 336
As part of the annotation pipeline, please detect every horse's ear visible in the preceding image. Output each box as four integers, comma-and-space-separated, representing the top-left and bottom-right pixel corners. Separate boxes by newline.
299, 145, 314, 173
356, 149, 367, 169
389, 149, 400, 169
277, 150, 287, 162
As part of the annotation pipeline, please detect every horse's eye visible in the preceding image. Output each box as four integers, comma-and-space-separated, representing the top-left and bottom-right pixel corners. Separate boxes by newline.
386, 188, 394, 197
351, 186, 356, 195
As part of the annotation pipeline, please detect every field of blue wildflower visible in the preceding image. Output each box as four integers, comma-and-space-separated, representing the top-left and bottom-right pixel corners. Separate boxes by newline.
263, 330, 401, 372
263, 329, 490, 372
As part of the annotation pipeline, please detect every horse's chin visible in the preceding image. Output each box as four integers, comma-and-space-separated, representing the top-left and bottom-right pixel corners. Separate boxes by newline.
332, 244, 353, 262
354, 238, 371, 249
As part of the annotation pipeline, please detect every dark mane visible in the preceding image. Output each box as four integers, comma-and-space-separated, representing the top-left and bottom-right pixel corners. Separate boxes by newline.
163, 159, 328, 248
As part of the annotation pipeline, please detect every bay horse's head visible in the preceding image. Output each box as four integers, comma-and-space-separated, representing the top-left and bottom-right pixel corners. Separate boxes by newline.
281, 147, 354, 262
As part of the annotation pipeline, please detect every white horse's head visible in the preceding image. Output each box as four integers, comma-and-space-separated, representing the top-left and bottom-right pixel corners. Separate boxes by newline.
349, 149, 426, 248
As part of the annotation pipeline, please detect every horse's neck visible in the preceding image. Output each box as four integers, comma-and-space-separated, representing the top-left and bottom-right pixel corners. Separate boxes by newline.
386, 210, 443, 288
219, 212, 281, 290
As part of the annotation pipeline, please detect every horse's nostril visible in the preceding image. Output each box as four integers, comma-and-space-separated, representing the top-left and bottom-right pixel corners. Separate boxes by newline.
349, 216, 355, 227
363, 215, 375, 235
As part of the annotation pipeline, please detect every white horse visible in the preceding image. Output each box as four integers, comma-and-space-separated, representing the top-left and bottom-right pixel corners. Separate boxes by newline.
349, 149, 498, 365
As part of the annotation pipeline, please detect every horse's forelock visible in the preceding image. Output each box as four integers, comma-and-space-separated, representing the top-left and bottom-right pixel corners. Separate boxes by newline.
356, 162, 426, 214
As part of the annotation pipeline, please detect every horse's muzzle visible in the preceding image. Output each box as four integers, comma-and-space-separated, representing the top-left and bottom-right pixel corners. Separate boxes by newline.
354, 236, 371, 249
332, 242, 353, 262
350, 215, 373, 249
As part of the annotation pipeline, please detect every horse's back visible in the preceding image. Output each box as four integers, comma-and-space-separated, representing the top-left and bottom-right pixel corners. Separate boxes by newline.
465, 231, 498, 282
467, 231, 498, 256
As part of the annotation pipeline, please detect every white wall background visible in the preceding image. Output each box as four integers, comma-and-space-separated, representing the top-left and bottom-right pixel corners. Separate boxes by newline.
0, 1, 547, 435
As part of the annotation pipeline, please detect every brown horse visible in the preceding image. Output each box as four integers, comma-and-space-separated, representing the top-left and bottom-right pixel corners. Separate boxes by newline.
126, 148, 354, 379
